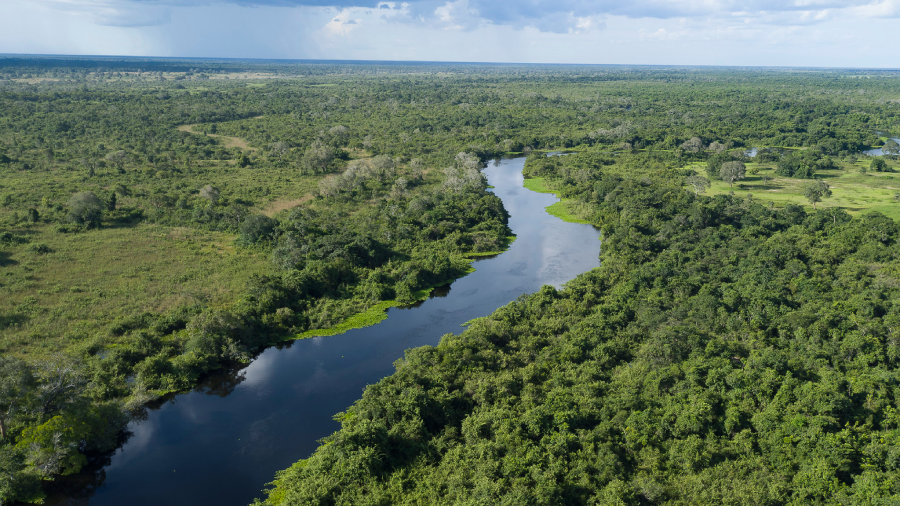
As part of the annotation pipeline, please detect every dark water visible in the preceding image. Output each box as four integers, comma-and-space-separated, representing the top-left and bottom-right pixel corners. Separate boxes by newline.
49, 157, 601, 506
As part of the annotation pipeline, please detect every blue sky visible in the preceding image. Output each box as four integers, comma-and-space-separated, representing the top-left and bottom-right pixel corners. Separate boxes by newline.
1, 0, 898, 67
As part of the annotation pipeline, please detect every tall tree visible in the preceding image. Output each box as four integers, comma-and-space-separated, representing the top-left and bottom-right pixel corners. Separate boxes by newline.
680, 137, 704, 153
36, 356, 87, 418
67, 192, 103, 228
883, 139, 899, 158
199, 184, 220, 205
104, 150, 127, 172
719, 161, 746, 188
301, 140, 336, 174
0, 357, 35, 440
803, 179, 832, 210
685, 175, 710, 195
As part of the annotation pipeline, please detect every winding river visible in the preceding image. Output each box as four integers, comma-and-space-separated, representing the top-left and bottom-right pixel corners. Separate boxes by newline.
48, 157, 602, 506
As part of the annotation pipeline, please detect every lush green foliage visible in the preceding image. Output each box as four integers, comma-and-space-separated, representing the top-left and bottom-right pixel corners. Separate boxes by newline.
3, 57, 900, 504
260, 154, 900, 505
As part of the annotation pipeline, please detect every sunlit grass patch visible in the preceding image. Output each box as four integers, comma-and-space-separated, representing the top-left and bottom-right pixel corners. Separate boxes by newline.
523, 177, 593, 224
293, 286, 439, 339
294, 300, 397, 339
0, 223, 268, 358
543, 201, 593, 224
694, 159, 900, 220
522, 177, 554, 194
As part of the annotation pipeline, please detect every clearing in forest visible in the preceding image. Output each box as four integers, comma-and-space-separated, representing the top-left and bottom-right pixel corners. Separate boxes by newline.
177, 123, 258, 151
690, 159, 900, 220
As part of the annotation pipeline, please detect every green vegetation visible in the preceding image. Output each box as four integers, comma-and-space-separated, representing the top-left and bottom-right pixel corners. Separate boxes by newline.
294, 299, 400, 339
259, 147, 900, 506
696, 157, 900, 220
2, 56, 900, 504
522, 176, 592, 224
0, 58, 517, 503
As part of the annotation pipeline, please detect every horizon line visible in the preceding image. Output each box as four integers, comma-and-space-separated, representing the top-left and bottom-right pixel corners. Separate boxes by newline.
1, 53, 899, 72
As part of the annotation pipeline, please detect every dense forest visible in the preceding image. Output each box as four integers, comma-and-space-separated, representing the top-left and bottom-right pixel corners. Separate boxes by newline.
1, 57, 900, 504
260, 151, 900, 505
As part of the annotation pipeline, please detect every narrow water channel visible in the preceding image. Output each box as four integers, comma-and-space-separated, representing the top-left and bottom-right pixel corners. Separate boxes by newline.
48, 157, 602, 506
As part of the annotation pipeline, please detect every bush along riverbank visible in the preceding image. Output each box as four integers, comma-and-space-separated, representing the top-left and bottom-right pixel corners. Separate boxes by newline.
257, 154, 900, 505
294, 235, 516, 340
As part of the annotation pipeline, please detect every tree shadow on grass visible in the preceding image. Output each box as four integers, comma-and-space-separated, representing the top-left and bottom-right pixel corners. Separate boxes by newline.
736, 182, 785, 192
0, 250, 17, 267
101, 219, 144, 231
0, 311, 29, 330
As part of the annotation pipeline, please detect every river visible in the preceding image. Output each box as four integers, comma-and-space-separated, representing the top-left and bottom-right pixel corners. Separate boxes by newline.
46, 156, 602, 506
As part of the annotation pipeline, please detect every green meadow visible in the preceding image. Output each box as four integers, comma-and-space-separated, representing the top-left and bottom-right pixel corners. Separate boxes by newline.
690, 159, 900, 219
1, 224, 268, 359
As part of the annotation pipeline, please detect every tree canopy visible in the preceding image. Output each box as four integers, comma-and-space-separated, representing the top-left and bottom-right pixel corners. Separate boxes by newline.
259, 152, 900, 506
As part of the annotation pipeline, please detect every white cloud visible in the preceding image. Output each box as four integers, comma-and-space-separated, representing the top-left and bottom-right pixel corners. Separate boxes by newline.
573, 15, 604, 33
849, 0, 900, 16
1, 0, 898, 66
21, 0, 900, 34
433, 0, 482, 30
641, 27, 669, 40
323, 8, 362, 35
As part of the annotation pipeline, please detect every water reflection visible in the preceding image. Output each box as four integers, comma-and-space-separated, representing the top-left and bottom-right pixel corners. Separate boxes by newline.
194, 366, 248, 398
41, 432, 131, 505
397, 283, 453, 309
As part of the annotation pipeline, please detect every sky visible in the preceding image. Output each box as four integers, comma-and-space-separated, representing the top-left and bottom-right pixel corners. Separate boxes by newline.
0, 0, 898, 67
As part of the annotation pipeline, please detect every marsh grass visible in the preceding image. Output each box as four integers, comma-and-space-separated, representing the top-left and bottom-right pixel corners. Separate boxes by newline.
0, 127, 321, 362
0, 120, 468, 362
0, 153, 324, 225
294, 282, 457, 339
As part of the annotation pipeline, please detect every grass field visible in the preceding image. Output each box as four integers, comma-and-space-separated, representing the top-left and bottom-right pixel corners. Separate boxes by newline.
0, 223, 269, 360
0, 125, 330, 362
687, 159, 900, 220
176, 124, 258, 151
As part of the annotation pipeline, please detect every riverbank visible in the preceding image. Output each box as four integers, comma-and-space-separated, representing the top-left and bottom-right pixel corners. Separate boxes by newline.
292, 235, 518, 339
522, 177, 593, 224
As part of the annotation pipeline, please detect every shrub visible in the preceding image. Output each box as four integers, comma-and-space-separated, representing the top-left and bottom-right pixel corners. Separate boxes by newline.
67, 191, 103, 228
872, 158, 888, 172
239, 214, 277, 244
26, 243, 51, 254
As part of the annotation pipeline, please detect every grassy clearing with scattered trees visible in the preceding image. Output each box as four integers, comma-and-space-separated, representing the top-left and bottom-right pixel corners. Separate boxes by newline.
685, 157, 900, 219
